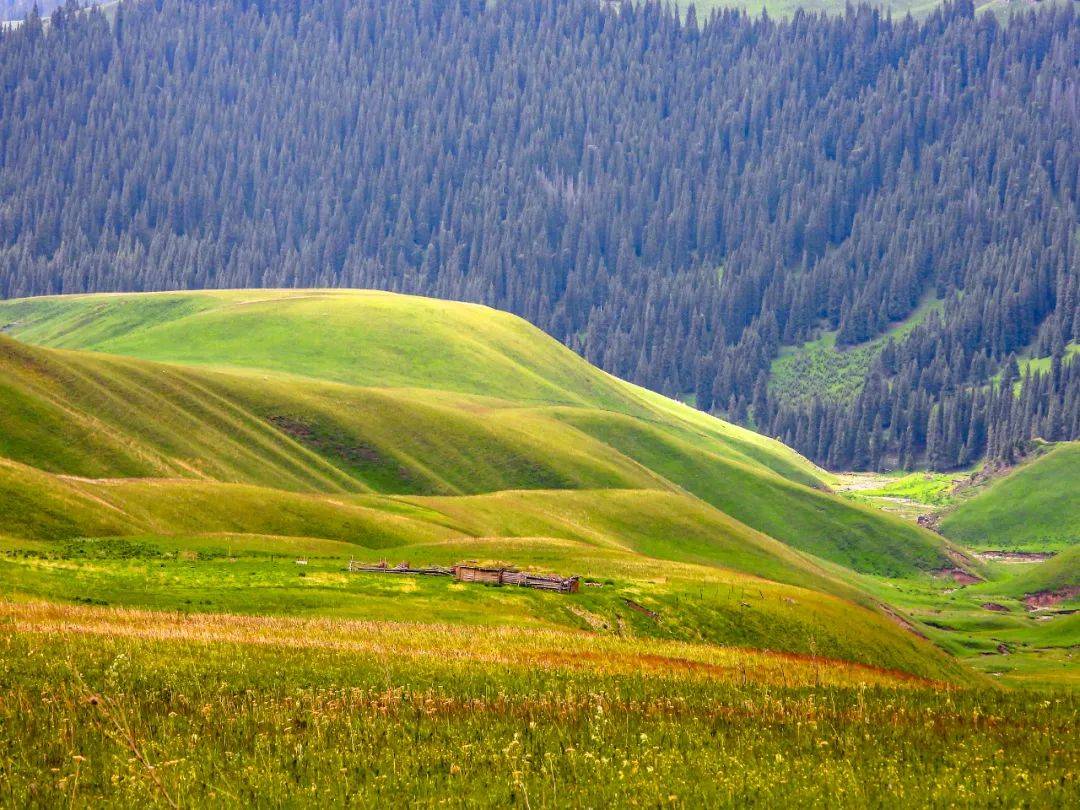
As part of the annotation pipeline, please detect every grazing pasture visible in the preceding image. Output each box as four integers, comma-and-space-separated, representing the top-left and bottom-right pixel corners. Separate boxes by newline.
2, 601, 1077, 808
938, 443, 1080, 552
0, 289, 1076, 805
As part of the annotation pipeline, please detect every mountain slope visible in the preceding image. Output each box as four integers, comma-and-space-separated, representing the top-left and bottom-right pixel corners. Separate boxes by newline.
0, 289, 978, 681
1, 0, 1075, 475
0, 290, 646, 410
938, 444, 1080, 552
0, 455, 965, 681
988, 547, 1080, 599
0, 289, 956, 576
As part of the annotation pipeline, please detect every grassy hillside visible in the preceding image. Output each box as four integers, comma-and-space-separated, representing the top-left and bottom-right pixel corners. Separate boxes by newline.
857, 543, 1080, 689
0, 460, 962, 680
830, 450, 1080, 688
0, 289, 978, 682
555, 409, 945, 576
0, 290, 821, 479
0, 289, 956, 577
938, 443, 1080, 552
991, 547, 1080, 598
0, 482, 954, 678
1, 288, 1075, 805
0, 290, 657, 410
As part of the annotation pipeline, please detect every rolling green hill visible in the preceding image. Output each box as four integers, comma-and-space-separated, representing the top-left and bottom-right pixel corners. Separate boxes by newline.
0, 290, 644, 407
0, 290, 820, 479
990, 547, 1080, 598
0, 290, 956, 575
938, 443, 1080, 552
0, 289, 975, 681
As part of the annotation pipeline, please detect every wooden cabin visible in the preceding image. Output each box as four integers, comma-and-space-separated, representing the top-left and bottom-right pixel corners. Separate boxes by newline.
347, 561, 578, 593
452, 565, 506, 586
452, 565, 579, 594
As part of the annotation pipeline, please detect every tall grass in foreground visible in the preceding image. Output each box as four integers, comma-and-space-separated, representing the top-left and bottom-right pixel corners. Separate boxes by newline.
1, 604, 1077, 807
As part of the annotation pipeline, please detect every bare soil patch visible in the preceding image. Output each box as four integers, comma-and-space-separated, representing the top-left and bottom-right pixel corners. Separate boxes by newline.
1024, 587, 1080, 611
931, 566, 982, 585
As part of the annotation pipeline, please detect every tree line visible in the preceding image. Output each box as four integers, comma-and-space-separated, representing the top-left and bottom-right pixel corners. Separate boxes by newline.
0, 0, 1076, 470
0, 1, 97, 22
768, 342, 1080, 471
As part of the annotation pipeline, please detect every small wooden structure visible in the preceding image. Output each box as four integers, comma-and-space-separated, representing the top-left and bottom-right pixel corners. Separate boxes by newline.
347, 560, 452, 576
347, 560, 579, 594
452, 565, 579, 594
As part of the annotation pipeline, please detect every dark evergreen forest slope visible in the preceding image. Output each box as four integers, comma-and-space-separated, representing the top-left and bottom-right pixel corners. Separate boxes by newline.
1, 1, 104, 23
0, 0, 1077, 470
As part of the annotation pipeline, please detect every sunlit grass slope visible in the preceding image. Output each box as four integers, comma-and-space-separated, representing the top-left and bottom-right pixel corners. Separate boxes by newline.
938, 443, 1080, 551
554, 409, 944, 577
2, 289, 822, 480
0, 289, 957, 576
988, 546, 1080, 598
0, 334, 656, 494
0, 465, 967, 679
0, 289, 980, 680
0, 450, 888, 613
0, 525, 962, 681
1, 289, 656, 411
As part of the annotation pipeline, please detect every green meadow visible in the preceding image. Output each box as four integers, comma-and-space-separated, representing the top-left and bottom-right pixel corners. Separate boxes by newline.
0, 289, 1077, 805
938, 443, 1080, 552
3, 606, 1078, 808
834, 447, 1080, 690
0, 289, 950, 578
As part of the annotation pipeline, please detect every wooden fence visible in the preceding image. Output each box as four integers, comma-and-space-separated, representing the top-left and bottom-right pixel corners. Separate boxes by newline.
347, 560, 452, 576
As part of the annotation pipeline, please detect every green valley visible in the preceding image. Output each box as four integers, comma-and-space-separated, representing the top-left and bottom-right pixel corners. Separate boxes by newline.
0, 290, 967, 675
832, 445, 1080, 688
2, 0, 1078, 803
0, 289, 1076, 806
